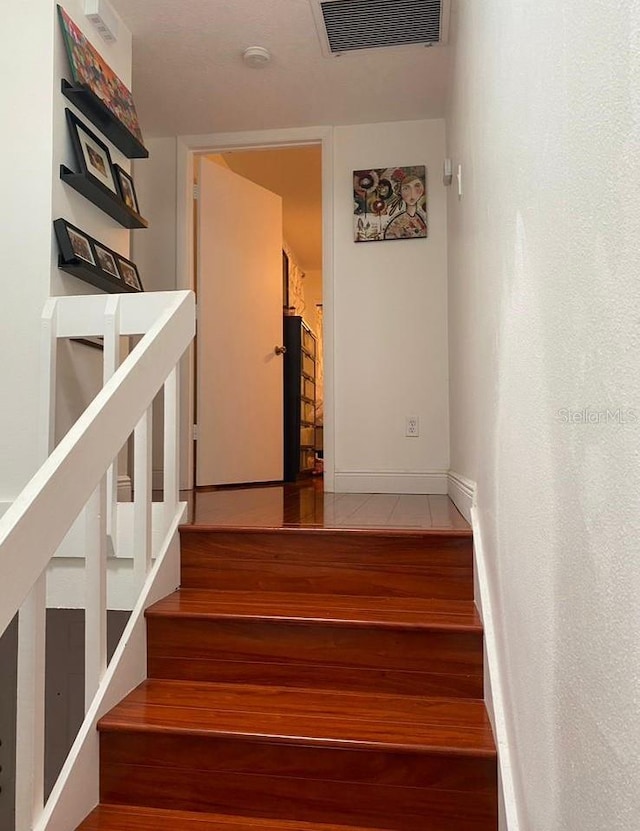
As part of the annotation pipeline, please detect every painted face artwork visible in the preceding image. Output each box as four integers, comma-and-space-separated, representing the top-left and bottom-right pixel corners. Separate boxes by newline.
401, 177, 425, 208
353, 165, 427, 242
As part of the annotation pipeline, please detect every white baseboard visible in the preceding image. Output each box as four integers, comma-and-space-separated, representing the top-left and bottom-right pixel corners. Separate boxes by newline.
0, 501, 11, 520
333, 471, 448, 494
117, 475, 132, 502
447, 470, 475, 522
471, 505, 521, 831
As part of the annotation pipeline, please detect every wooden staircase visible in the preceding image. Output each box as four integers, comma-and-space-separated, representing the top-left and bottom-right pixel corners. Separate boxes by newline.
77, 526, 498, 831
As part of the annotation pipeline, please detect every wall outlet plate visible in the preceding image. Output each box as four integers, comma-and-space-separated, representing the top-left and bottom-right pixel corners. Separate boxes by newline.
406, 415, 419, 437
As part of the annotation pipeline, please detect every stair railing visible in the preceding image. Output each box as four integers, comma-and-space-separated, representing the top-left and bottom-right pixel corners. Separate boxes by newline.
0, 290, 195, 831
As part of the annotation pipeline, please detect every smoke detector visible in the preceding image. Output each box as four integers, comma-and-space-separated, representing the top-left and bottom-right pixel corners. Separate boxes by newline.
310, 0, 450, 57
243, 46, 272, 69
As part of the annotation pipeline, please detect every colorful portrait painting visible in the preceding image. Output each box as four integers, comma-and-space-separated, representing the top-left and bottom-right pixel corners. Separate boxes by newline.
353, 165, 427, 242
57, 5, 144, 144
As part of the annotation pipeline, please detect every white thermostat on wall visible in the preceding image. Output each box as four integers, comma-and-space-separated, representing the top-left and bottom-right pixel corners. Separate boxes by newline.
85, 0, 119, 43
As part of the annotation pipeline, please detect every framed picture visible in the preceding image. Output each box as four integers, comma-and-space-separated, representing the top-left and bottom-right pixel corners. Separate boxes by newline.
116, 257, 143, 291
94, 244, 119, 278
66, 109, 118, 194
114, 165, 140, 214
66, 225, 95, 265
53, 218, 144, 293
353, 165, 427, 242
57, 5, 144, 144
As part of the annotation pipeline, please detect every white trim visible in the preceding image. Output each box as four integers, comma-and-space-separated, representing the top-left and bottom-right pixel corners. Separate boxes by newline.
0, 501, 11, 520
333, 470, 448, 494
472, 505, 522, 831
447, 470, 475, 522
175, 126, 335, 492
35, 503, 185, 831
116, 475, 131, 502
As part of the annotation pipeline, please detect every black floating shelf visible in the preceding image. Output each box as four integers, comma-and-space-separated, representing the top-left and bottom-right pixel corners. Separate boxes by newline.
61, 79, 149, 160
58, 256, 140, 294
60, 166, 148, 230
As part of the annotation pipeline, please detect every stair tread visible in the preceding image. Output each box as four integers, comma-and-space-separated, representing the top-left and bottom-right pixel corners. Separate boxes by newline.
78, 804, 388, 831
146, 589, 482, 631
99, 679, 495, 757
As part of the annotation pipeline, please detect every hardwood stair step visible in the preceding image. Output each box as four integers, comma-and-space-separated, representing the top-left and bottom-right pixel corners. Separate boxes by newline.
99, 680, 497, 831
98, 681, 496, 830
77, 804, 386, 831
98, 679, 495, 756
180, 528, 473, 599
146, 589, 482, 630
146, 590, 484, 698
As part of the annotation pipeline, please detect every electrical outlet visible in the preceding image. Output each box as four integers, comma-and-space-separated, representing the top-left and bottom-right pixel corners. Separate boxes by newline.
406, 416, 419, 437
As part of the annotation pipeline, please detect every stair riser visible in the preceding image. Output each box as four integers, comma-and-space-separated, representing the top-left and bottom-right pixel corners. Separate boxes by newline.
147, 618, 483, 698
179, 530, 474, 566
101, 734, 497, 831
180, 531, 473, 599
182, 559, 472, 599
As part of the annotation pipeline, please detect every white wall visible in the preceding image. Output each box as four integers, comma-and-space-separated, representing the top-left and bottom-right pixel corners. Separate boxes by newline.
446, 1, 640, 829
333, 120, 449, 493
0, 0, 134, 512
132, 138, 179, 488
132, 138, 178, 293
0, 1, 56, 504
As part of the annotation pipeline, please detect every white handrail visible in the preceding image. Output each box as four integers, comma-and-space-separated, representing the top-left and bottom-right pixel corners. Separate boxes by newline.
0, 290, 195, 638
0, 289, 195, 831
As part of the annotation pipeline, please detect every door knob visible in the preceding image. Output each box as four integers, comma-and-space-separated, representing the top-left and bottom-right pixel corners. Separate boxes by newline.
275, 345, 287, 355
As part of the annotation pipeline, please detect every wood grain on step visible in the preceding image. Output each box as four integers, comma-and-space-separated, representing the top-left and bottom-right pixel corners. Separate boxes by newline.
146, 617, 482, 681
182, 558, 473, 599
98, 680, 495, 756
77, 804, 395, 831
100, 764, 497, 831
179, 527, 473, 566
102, 730, 497, 792
147, 656, 484, 698
146, 589, 482, 631
180, 528, 473, 599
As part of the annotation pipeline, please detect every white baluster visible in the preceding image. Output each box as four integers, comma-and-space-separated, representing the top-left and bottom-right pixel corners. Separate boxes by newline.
84, 477, 108, 704
163, 366, 180, 510
133, 406, 153, 589
15, 576, 46, 831
15, 298, 59, 828
103, 297, 121, 555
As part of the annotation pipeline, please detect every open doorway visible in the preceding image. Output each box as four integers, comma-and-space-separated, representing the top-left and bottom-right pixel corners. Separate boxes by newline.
193, 145, 323, 490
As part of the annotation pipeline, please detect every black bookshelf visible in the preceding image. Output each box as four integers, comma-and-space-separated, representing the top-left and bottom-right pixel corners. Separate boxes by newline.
61, 79, 149, 159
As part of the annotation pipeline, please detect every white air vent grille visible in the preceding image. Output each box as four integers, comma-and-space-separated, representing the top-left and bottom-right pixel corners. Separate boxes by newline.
312, 0, 448, 56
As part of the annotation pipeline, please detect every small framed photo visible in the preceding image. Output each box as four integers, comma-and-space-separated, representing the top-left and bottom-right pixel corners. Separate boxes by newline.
55, 221, 96, 265
94, 244, 120, 278
114, 164, 140, 214
116, 256, 143, 291
66, 109, 118, 194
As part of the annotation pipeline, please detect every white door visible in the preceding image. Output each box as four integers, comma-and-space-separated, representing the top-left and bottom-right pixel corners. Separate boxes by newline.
196, 157, 284, 487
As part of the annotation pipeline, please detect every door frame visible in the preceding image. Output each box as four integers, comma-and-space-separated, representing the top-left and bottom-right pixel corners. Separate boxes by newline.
175, 126, 335, 492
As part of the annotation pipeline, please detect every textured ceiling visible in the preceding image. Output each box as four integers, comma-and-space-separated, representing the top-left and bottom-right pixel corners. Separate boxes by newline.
216, 145, 323, 273
108, 0, 450, 137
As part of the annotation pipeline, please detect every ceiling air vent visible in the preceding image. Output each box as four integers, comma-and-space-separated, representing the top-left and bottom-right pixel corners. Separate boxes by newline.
310, 0, 449, 57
